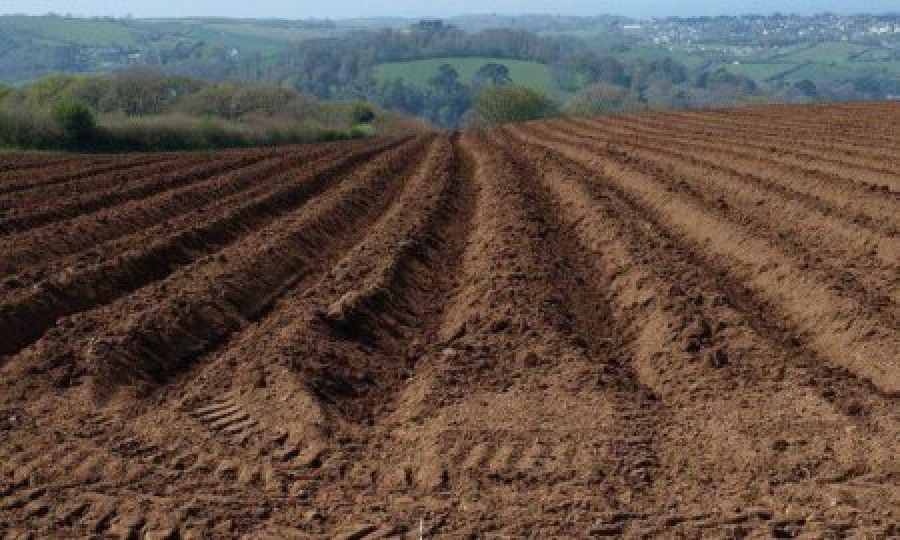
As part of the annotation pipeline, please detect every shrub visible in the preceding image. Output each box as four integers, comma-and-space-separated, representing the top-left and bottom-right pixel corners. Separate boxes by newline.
51, 101, 95, 140
468, 85, 558, 127
566, 83, 628, 116
352, 103, 376, 124
0, 107, 64, 149
20, 74, 79, 109
0, 72, 394, 152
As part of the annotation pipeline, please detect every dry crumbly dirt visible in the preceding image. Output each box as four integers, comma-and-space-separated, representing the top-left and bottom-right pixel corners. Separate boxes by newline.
0, 102, 898, 539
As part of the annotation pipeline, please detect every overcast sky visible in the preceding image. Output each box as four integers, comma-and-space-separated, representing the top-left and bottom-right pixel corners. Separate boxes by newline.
1, 1, 898, 19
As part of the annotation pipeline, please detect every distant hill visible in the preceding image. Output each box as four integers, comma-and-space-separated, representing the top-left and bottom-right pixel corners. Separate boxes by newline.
0, 15, 342, 82
0, 14, 897, 127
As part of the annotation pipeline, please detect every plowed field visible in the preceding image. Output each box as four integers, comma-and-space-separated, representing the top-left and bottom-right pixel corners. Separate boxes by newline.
1, 102, 898, 538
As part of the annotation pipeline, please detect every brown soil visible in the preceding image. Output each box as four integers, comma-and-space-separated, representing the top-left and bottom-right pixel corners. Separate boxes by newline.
0, 103, 898, 539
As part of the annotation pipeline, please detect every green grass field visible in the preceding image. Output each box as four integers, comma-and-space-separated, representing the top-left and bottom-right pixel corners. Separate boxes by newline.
853, 48, 896, 62
0, 16, 292, 54
201, 22, 334, 42
141, 20, 285, 54
723, 62, 797, 81
0, 15, 137, 46
721, 41, 900, 83
780, 61, 900, 82
374, 57, 557, 94
775, 42, 872, 63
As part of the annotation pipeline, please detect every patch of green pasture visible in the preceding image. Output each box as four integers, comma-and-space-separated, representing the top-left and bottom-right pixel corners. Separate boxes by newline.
779, 60, 900, 82
201, 22, 333, 42
723, 62, 797, 80
776, 42, 871, 63
139, 20, 284, 53
0, 15, 137, 46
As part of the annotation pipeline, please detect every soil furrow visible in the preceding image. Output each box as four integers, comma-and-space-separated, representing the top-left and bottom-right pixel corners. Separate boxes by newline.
771, 102, 900, 128
271, 135, 474, 422
618, 111, 900, 175
733, 107, 900, 144
3, 137, 430, 397
0, 102, 895, 538
666, 106, 900, 148
140, 136, 475, 536
576, 115, 900, 193
1, 191, 259, 303
667, 108, 900, 158
0, 154, 173, 195
480, 128, 669, 516
743, 101, 900, 123
0, 155, 325, 300
561, 117, 900, 232
522, 122, 900, 309
507, 125, 900, 415
26, 137, 448, 537
605, 114, 900, 190
492, 125, 900, 536
0, 139, 386, 275
0, 154, 214, 213
309, 129, 668, 536
509, 128, 900, 395
0, 153, 270, 234
0, 154, 87, 174
0, 138, 412, 359
643, 106, 900, 147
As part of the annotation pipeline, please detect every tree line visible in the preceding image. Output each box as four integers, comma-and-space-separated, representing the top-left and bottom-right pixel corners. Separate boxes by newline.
0, 70, 409, 152
2, 18, 895, 129
258, 21, 818, 127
